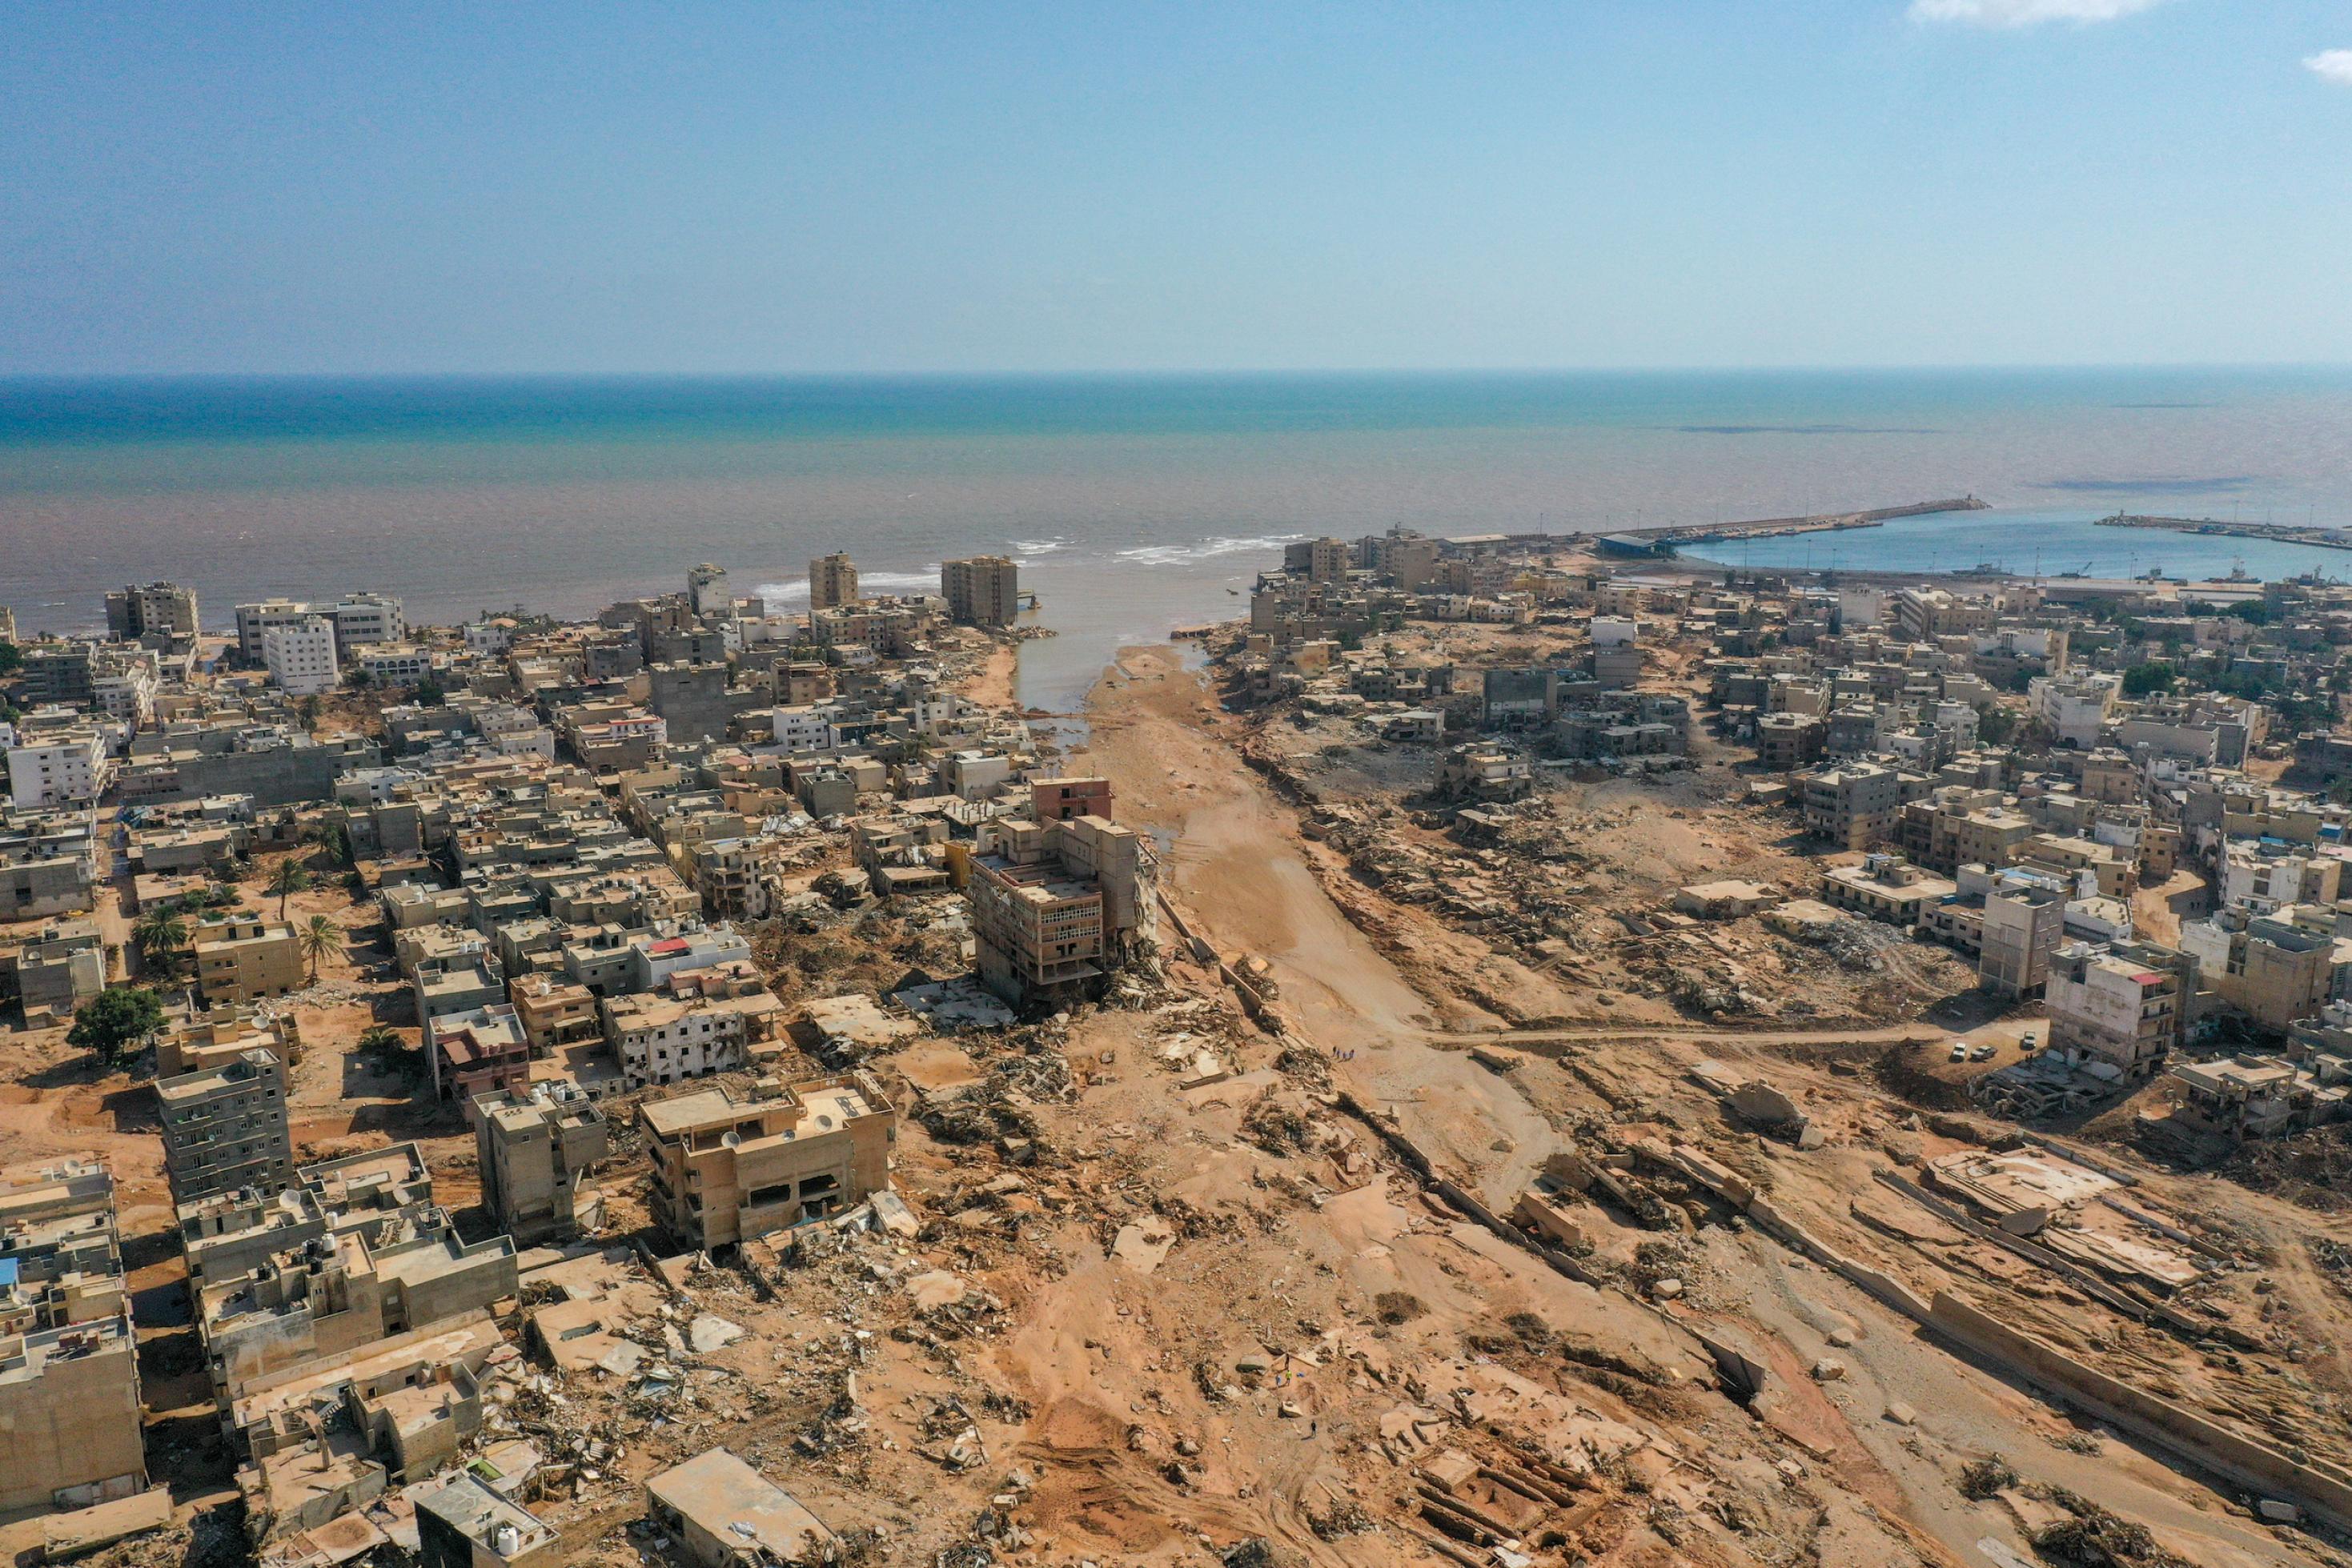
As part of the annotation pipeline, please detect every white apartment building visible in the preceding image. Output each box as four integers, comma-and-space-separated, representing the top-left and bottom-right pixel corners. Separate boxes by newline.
233, 599, 315, 664
770, 706, 841, 754
327, 592, 407, 655
262, 616, 341, 696
2031, 672, 2123, 750
8, 729, 114, 809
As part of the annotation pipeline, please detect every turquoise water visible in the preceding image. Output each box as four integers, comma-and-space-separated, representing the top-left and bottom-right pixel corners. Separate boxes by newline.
5, 369, 2351, 708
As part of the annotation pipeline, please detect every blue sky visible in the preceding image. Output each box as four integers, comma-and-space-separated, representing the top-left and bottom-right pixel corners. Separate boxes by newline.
3, 2, 2348, 374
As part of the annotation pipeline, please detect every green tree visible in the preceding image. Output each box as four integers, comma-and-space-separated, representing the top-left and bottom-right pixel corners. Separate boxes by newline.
267, 859, 313, 919
0, 640, 21, 676
133, 908, 191, 984
1977, 706, 2018, 746
66, 987, 165, 1067
2121, 661, 2176, 696
297, 914, 343, 982
413, 678, 447, 706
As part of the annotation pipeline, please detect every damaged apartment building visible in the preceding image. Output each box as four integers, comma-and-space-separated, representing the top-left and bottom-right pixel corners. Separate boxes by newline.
965, 776, 1157, 1008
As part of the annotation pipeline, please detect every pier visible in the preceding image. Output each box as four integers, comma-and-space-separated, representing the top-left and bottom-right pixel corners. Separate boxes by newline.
1561, 496, 1989, 557
2094, 511, 2352, 553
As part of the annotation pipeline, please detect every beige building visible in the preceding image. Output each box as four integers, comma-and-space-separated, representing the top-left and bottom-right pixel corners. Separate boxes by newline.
808, 552, 860, 611
1798, 763, 1902, 852
0, 1156, 146, 1512
645, 1448, 839, 1568
1819, 855, 1953, 927
967, 794, 1156, 1007
941, 555, 1020, 628
2181, 910, 2337, 1033
1981, 880, 2067, 999
638, 1073, 893, 1250
473, 1081, 609, 1244
193, 915, 306, 1005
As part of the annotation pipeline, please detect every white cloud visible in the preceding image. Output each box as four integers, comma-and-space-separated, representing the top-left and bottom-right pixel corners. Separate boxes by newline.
1909, 0, 2163, 26
2307, 50, 2352, 86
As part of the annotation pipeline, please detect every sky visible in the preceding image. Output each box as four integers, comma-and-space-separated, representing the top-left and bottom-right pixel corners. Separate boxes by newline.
3, 1, 2350, 375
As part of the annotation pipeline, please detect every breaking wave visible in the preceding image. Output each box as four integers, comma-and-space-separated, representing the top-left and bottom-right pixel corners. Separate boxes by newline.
1116, 533, 1304, 568
753, 568, 941, 603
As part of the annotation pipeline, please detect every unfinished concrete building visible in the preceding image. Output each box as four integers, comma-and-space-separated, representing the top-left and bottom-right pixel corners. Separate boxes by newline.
638, 1073, 893, 1250
473, 1081, 609, 1244
157, 1046, 295, 1204
178, 1143, 436, 1288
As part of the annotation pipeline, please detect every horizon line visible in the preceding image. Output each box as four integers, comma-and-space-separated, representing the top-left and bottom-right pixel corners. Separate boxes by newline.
6, 361, 2352, 383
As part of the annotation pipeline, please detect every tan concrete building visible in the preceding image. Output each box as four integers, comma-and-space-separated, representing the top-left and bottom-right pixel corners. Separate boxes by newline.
1797, 763, 1902, 852
0, 1156, 146, 1512
1981, 880, 2067, 999
473, 1081, 609, 1244
941, 555, 1020, 628
193, 914, 306, 1005
808, 552, 860, 611
638, 1073, 893, 1250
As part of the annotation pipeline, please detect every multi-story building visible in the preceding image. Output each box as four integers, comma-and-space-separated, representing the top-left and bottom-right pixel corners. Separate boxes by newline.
968, 806, 1156, 1007
327, 592, 406, 656
472, 1081, 609, 1244
157, 1048, 295, 1203
0, 808, 98, 920
941, 555, 1020, 628
196, 1207, 517, 1408
423, 1004, 531, 1102
6, 727, 114, 809
234, 599, 315, 664
192, 915, 307, 1005
1755, 712, 1825, 771
637, 1073, 893, 1249
87, 645, 160, 726
0, 1157, 146, 1512
2045, 939, 2197, 1081
686, 561, 731, 619
9, 920, 106, 1024
809, 552, 860, 611
104, 580, 199, 649
1820, 854, 1955, 927
263, 616, 341, 696
2181, 909, 2338, 1033
1980, 879, 2067, 999
1797, 762, 1902, 851
602, 989, 751, 1090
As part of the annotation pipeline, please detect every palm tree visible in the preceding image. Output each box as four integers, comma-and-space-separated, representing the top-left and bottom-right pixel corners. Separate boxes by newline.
267, 859, 313, 920
134, 908, 190, 985
297, 914, 343, 983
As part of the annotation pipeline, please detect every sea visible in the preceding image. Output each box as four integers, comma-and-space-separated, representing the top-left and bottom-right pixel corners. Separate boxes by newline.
5, 368, 2352, 712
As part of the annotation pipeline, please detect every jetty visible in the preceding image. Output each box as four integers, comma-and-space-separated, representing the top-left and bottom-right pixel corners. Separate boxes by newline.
1565, 496, 1989, 557
2094, 511, 2352, 553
